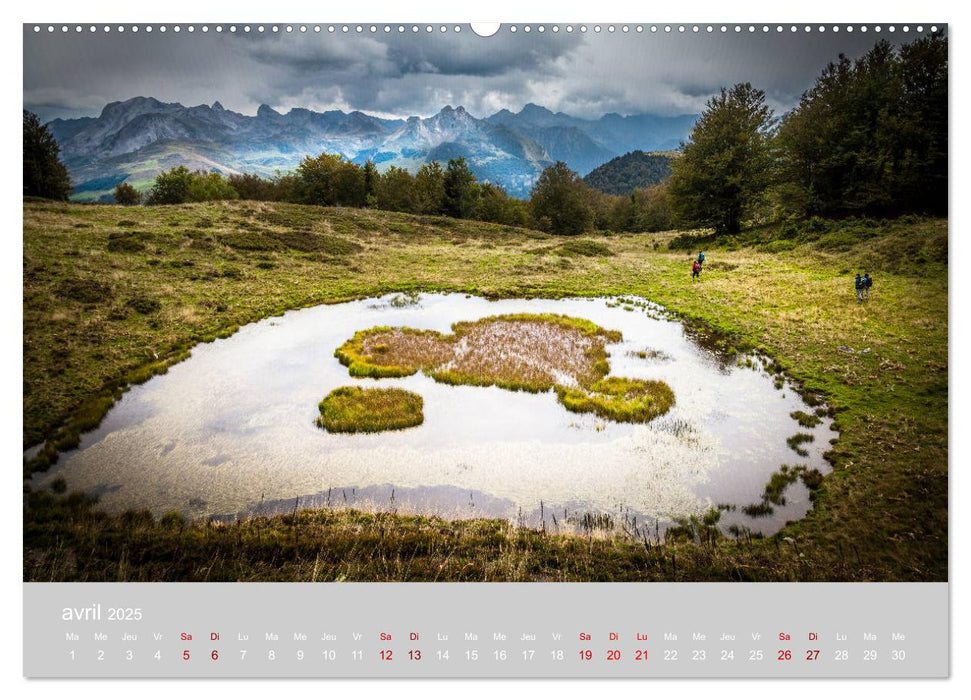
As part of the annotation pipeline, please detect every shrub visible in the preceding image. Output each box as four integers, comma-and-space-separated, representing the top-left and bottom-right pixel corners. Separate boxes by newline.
56, 278, 113, 304
556, 239, 612, 257
762, 240, 797, 254
107, 231, 147, 253
126, 296, 161, 315
113, 182, 141, 205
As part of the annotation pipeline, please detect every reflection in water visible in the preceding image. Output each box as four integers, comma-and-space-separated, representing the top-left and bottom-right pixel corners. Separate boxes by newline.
32, 294, 837, 536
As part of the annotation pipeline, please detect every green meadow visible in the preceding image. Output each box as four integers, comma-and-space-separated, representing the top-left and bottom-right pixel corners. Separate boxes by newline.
23, 200, 947, 582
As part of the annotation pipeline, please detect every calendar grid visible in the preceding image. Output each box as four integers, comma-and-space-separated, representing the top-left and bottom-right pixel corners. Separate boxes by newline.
24, 582, 948, 678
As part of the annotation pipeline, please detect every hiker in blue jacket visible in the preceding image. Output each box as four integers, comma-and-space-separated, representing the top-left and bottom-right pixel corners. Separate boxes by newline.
855, 273, 864, 303
697, 251, 706, 266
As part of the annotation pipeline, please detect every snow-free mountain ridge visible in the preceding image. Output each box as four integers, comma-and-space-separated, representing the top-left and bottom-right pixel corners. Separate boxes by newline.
46, 97, 697, 200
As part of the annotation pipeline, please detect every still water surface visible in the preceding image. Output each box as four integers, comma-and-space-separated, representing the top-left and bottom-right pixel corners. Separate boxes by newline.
34, 293, 836, 535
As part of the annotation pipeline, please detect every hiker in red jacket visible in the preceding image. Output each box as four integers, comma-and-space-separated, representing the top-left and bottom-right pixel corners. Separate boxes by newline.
692, 259, 702, 280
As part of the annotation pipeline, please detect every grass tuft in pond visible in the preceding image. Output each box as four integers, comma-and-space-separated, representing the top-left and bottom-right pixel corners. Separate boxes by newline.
800, 468, 825, 493
334, 313, 673, 425
786, 432, 815, 457
790, 410, 822, 428
630, 347, 673, 361
763, 464, 806, 506
316, 386, 424, 434
389, 290, 422, 308
555, 377, 675, 423
336, 313, 620, 390
666, 508, 724, 544
741, 463, 821, 519
742, 501, 775, 518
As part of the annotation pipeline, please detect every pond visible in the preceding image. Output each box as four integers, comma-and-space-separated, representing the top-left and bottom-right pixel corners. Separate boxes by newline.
32, 293, 837, 537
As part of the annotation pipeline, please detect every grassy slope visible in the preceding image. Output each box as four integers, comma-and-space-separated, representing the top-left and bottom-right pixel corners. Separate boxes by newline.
23, 200, 947, 581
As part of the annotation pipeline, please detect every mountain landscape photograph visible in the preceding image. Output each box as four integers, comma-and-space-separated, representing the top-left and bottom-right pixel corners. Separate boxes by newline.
48, 96, 695, 200
23, 24, 947, 584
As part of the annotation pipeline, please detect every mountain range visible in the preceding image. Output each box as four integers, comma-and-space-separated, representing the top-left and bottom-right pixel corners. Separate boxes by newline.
46, 97, 697, 200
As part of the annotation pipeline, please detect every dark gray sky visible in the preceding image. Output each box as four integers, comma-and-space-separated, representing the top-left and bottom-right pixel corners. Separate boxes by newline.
23, 24, 933, 122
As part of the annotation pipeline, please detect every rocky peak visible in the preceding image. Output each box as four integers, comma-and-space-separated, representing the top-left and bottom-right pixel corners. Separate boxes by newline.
256, 104, 280, 119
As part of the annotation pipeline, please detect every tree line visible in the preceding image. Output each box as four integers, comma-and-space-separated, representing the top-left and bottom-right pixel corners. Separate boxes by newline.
113, 154, 673, 236
670, 34, 947, 235
25, 34, 945, 238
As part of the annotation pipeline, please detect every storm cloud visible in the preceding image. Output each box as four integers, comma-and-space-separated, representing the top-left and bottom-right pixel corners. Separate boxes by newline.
23, 24, 934, 122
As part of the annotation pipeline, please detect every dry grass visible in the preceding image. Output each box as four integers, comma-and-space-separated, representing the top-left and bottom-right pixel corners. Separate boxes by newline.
337, 313, 618, 392
334, 313, 674, 426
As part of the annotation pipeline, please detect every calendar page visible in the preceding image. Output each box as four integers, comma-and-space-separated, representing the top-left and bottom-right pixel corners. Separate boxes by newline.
21, 18, 949, 680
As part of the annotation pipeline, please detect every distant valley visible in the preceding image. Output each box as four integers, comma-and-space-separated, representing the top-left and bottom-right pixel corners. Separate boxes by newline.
47, 97, 695, 201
